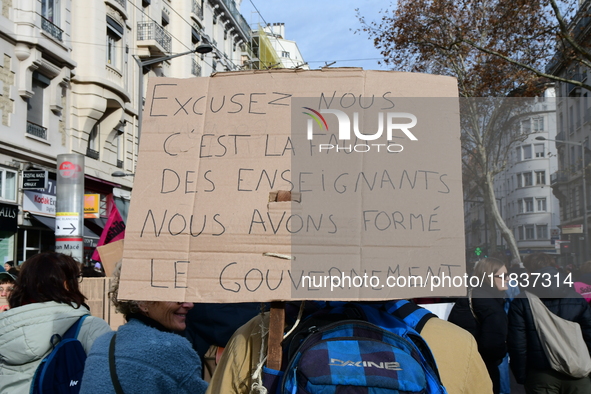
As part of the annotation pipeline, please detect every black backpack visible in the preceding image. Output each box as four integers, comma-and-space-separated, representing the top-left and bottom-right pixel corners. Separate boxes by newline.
31, 315, 89, 394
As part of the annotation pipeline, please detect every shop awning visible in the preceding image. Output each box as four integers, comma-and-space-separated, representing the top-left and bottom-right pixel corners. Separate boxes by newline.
30, 214, 101, 239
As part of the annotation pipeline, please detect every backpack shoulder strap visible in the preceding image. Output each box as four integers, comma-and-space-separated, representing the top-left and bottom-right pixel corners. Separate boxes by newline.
383, 300, 437, 333
62, 314, 89, 340
109, 333, 125, 394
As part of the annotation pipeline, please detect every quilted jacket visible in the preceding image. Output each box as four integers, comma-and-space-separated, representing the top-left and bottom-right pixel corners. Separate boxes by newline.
0, 301, 112, 394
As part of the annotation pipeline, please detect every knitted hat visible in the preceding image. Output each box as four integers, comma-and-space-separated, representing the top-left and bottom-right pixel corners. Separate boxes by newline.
0, 272, 16, 282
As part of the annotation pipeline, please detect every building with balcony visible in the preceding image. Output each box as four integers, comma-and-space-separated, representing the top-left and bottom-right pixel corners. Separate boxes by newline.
0, 0, 253, 265
546, 0, 591, 265
493, 92, 561, 260
0, 0, 77, 264
464, 91, 561, 263
247, 23, 308, 70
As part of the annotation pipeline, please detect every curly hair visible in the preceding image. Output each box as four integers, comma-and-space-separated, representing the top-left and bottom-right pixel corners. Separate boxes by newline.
109, 262, 142, 317
9, 252, 86, 308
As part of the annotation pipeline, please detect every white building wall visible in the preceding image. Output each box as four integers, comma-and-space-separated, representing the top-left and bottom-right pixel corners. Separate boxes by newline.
0, 0, 253, 264
263, 23, 307, 69
493, 91, 560, 256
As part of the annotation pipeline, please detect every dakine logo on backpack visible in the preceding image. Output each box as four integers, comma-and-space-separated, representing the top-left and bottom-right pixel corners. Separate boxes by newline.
328, 358, 403, 370
31, 315, 89, 394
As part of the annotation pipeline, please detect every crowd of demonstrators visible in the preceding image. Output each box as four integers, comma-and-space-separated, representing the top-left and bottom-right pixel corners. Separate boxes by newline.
444, 252, 591, 394
508, 253, 591, 393
5, 249, 591, 394
80, 262, 209, 394
0, 252, 112, 394
448, 257, 509, 394
206, 301, 493, 394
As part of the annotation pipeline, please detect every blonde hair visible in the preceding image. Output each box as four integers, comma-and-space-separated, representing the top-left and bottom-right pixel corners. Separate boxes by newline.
472, 257, 506, 288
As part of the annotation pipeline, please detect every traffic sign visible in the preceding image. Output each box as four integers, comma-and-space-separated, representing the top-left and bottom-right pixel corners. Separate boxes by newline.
55, 212, 79, 236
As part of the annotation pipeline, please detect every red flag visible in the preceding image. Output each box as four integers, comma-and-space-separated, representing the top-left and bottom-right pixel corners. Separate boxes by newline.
91, 205, 126, 261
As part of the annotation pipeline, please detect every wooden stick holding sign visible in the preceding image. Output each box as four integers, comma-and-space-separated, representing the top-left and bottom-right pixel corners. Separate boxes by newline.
266, 191, 291, 370
267, 301, 286, 370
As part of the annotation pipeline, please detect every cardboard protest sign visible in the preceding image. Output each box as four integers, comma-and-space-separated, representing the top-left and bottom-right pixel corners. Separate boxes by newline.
118, 69, 465, 303
97, 239, 124, 277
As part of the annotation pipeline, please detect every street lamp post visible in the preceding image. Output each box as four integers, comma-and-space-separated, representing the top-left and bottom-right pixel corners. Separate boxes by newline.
536, 136, 589, 262
134, 43, 213, 142
111, 171, 135, 177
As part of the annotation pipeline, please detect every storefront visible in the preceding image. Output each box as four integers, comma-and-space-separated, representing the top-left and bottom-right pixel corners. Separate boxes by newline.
0, 202, 18, 265
17, 172, 122, 265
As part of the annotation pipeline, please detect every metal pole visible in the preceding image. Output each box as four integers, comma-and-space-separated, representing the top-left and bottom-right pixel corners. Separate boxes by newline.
55, 154, 85, 263
134, 49, 199, 143
582, 143, 589, 263
134, 56, 144, 143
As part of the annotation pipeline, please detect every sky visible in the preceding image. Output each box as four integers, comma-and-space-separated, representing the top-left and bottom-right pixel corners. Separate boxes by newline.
238, 0, 391, 71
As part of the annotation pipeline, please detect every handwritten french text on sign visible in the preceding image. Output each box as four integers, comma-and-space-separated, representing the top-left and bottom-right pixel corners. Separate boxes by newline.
118, 69, 465, 303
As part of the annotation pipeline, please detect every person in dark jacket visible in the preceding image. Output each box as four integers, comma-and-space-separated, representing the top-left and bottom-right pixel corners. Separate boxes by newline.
448, 257, 508, 394
508, 253, 591, 393
184, 302, 262, 380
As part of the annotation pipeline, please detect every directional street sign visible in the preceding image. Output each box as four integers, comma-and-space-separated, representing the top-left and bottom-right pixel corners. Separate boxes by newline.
55, 212, 79, 236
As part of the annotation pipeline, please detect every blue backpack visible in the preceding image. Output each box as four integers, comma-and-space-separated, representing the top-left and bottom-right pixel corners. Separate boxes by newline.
263, 301, 447, 394
31, 315, 89, 394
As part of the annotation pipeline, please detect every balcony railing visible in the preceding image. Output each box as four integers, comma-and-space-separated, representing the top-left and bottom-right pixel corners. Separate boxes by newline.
26, 121, 47, 140
86, 148, 100, 160
556, 131, 565, 141
192, 59, 201, 77
219, 0, 251, 39
113, 0, 126, 9
41, 17, 63, 41
137, 21, 171, 53
192, 0, 204, 20
551, 170, 568, 185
